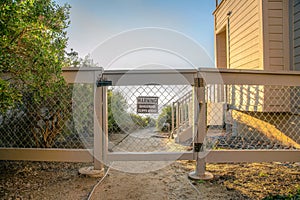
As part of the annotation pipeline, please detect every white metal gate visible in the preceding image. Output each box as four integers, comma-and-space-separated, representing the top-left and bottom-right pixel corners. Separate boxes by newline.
99, 69, 198, 164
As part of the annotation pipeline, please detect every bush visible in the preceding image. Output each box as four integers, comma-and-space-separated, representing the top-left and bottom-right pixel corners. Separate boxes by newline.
130, 114, 148, 128
157, 105, 173, 132
108, 90, 157, 134
108, 90, 127, 134
145, 116, 157, 127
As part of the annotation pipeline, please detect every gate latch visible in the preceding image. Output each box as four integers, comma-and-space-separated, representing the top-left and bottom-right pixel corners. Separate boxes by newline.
194, 143, 203, 152
96, 70, 112, 87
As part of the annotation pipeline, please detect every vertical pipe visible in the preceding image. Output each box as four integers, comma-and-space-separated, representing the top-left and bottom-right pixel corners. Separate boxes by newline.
227, 11, 232, 69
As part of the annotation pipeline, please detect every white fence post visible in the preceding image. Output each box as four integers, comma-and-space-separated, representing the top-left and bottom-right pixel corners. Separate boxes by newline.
102, 86, 108, 164
93, 71, 104, 170
189, 78, 213, 180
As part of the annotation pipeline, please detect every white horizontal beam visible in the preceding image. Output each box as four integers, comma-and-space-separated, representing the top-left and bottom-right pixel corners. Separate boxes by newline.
199, 69, 300, 86
106, 150, 300, 163
0, 148, 94, 163
62, 67, 103, 83
106, 152, 194, 161
61, 67, 300, 86
1, 148, 299, 163
206, 150, 300, 163
103, 71, 196, 86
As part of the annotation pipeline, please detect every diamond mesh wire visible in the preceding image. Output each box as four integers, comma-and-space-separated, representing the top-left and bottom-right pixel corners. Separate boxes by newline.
2, 80, 299, 152
0, 83, 94, 149
107, 85, 193, 152
206, 84, 300, 150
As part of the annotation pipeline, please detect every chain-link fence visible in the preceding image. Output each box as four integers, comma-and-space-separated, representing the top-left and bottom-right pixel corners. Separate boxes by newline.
107, 84, 193, 152
0, 83, 94, 149
206, 84, 300, 150
1, 69, 299, 164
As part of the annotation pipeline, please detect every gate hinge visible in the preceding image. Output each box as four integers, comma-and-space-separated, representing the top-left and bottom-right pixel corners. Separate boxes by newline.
194, 78, 205, 87
96, 70, 112, 87
194, 143, 203, 152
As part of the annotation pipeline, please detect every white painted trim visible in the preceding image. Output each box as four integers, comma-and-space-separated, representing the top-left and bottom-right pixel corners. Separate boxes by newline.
106, 152, 195, 161
0, 148, 93, 162
207, 150, 300, 163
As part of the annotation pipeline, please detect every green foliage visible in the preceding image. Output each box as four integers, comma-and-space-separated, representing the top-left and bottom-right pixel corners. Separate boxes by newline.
108, 90, 127, 133
258, 171, 268, 177
107, 90, 156, 134
130, 114, 149, 128
65, 49, 99, 67
70, 84, 94, 145
0, 78, 21, 113
0, 0, 70, 111
25, 85, 73, 148
157, 105, 173, 132
145, 116, 156, 127
0, 0, 71, 147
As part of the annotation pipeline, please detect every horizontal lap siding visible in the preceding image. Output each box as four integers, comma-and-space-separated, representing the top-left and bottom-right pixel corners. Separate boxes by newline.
264, 0, 290, 112
268, 0, 284, 70
294, 0, 300, 70
214, 0, 262, 70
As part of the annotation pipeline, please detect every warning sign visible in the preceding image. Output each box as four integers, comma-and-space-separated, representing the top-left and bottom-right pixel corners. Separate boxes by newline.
137, 96, 159, 113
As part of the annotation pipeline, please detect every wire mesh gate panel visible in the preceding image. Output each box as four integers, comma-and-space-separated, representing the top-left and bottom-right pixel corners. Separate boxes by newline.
101, 70, 197, 162
107, 84, 193, 153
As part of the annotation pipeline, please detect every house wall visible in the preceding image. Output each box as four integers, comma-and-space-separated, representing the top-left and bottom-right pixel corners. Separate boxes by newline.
214, 0, 292, 112
291, 0, 300, 114
292, 0, 300, 70
263, 0, 290, 71
263, 0, 291, 111
214, 0, 263, 70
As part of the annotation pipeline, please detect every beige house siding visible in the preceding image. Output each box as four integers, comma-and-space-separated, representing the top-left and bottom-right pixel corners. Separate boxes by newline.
214, 0, 263, 70
291, 0, 300, 114
263, 0, 290, 71
263, 0, 290, 111
292, 0, 300, 70
214, 0, 292, 112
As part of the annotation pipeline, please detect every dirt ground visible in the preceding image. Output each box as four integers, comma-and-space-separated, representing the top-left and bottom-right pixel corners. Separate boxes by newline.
0, 160, 299, 200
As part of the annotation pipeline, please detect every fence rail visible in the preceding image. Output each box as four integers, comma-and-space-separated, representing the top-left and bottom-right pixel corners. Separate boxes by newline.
0, 67, 299, 170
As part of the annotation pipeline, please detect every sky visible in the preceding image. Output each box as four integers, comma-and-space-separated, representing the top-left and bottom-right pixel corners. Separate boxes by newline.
55, 0, 216, 68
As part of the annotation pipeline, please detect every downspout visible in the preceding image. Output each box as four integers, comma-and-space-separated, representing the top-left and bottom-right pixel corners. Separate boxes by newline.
227, 11, 232, 69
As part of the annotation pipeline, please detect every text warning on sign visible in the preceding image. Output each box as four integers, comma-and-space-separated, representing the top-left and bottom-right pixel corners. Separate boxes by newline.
137, 96, 159, 114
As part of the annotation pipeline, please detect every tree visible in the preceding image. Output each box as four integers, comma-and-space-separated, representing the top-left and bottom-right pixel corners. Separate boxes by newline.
65, 49, 99, 67
157, 105, 173, 132
0, 0, 71, 147
108, 90, 128, 133
0, 0, 70, 111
